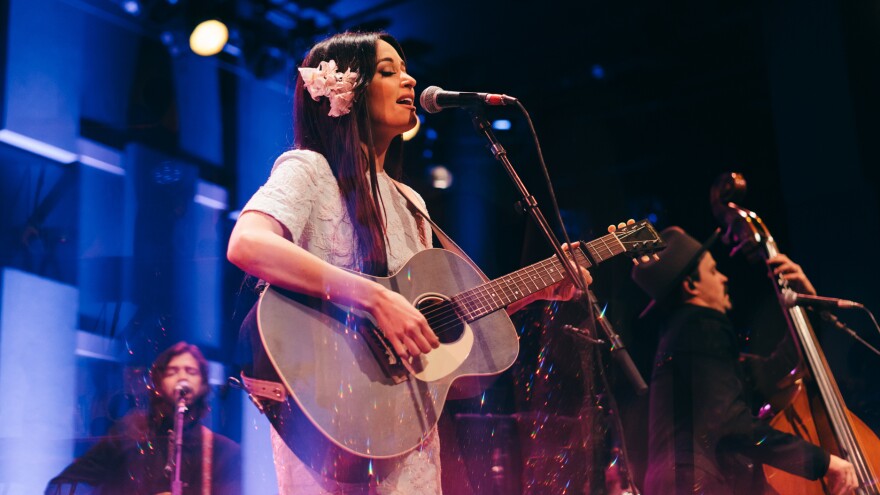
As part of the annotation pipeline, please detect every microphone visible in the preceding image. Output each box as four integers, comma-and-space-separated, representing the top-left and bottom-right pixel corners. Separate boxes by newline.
175, 379, 192, 398
781, 289, 863, 309
419, 85, 517, 114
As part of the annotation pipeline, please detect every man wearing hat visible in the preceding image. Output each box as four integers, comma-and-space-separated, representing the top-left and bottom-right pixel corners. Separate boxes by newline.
630, 226, 856, 494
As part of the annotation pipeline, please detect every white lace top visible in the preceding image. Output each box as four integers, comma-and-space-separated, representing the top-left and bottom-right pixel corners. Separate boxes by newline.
242, 149, 431, 275
241, 149, 442, 494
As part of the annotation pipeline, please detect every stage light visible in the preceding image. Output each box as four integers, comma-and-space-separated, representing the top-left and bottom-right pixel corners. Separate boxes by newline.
189, 19, 229, 56
491, 119, 511, 131
428, 165, 453, 189
223, 43, 242, 57
122, 0, 140, 15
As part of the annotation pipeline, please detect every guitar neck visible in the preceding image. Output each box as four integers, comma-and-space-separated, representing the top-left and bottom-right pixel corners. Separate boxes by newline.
453, 233, 626, 321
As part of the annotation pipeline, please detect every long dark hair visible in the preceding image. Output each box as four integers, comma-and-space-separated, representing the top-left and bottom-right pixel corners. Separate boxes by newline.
294, 32, 407, 276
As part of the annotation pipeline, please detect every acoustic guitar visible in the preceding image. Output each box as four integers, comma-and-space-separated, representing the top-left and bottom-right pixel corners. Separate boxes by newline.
255, 220, 665, 482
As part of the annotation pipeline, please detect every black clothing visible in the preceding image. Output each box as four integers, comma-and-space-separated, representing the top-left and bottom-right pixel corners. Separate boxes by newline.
45, 410, 240, 495
644, 304, 829, 494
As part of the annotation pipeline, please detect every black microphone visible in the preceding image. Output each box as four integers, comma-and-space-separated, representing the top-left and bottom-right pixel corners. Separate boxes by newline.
175, 379, 192, 398
781, 289, 863, 309
419, 85, 517, 114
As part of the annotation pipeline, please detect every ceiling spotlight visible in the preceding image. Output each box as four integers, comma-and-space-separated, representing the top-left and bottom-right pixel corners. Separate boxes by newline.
122, 0, 141, 15
189, 19, 229, 56
491, 119, 511, 131
428, 165, 453, 189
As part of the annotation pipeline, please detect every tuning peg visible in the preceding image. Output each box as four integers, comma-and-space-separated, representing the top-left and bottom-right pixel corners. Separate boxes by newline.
653, 254, 660, 261
641, 255, 650, 263
632, 258, 640, 266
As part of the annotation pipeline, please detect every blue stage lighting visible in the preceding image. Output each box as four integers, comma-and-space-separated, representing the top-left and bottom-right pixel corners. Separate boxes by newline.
122, 0, 140, 15
491, 119, 511, 131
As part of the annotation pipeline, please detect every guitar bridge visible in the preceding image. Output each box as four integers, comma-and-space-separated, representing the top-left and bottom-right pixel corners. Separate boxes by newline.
360, 324, 409, 384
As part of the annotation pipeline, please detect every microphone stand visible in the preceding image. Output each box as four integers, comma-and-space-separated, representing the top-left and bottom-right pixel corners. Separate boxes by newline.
169, 393, 187, 495
816, 309, 880, 357
589, 291, 649, 395
468, 109, 647, 393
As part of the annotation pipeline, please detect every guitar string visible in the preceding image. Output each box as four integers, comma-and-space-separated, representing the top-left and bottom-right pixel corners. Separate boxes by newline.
394, 230, 649, 336
421, 235, 653, 336
413, 247, 617, 336
411, 256, 579, 336
411, 236, 631, 327
415, 250, 587, 323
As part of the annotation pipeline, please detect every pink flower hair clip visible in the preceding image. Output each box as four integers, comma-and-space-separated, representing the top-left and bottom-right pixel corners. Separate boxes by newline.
298, 60, 359, 117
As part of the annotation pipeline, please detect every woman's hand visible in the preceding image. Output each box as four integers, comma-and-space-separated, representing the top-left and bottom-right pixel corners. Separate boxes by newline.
229, 212, 440, 359
767, 254, 816, 295
507, 242, 592, 314
540, 242, 592, 301
366, 285, 440, 359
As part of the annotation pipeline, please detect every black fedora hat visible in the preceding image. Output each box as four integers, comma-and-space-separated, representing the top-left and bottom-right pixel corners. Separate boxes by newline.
631, 226, 721, 317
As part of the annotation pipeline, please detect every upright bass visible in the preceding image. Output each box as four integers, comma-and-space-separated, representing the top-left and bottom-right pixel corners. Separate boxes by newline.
710, 172, 880, 494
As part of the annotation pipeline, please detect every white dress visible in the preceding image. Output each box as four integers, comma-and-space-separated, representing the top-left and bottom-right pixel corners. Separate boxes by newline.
241, 149, 442, 494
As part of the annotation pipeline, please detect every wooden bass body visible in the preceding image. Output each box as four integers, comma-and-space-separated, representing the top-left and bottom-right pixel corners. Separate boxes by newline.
764, 381, 880, 494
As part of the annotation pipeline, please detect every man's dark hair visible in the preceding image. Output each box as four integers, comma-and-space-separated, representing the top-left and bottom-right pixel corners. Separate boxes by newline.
148, 341, 210, 421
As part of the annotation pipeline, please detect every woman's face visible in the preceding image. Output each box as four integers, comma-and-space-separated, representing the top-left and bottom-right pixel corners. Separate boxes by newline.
367, 39, 417, 144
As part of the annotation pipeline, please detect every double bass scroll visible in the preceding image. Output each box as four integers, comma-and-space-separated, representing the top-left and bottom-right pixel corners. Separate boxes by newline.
710, 172, 880, 494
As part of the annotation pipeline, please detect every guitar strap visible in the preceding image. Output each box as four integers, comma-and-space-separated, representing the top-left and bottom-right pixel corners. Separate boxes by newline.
201, 426, 212, 495
391, 180, 488, 282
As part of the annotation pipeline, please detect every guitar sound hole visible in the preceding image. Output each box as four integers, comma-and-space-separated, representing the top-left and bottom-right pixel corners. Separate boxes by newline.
415, 295, 464, 344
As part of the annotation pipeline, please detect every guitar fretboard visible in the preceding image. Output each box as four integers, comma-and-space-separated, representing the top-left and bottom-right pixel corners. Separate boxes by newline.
452, 233, 626, 321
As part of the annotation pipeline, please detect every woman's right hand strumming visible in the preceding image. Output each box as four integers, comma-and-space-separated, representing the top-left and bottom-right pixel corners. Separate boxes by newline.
228, 210, 439, 360
365, 285, 440, 359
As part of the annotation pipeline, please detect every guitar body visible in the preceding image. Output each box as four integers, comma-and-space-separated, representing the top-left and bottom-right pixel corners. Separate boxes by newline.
246, 220, 665, 483
257, 248, 519, 482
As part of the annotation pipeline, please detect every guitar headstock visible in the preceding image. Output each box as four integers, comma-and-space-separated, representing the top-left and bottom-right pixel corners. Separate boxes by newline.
612, 219, 666, 261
